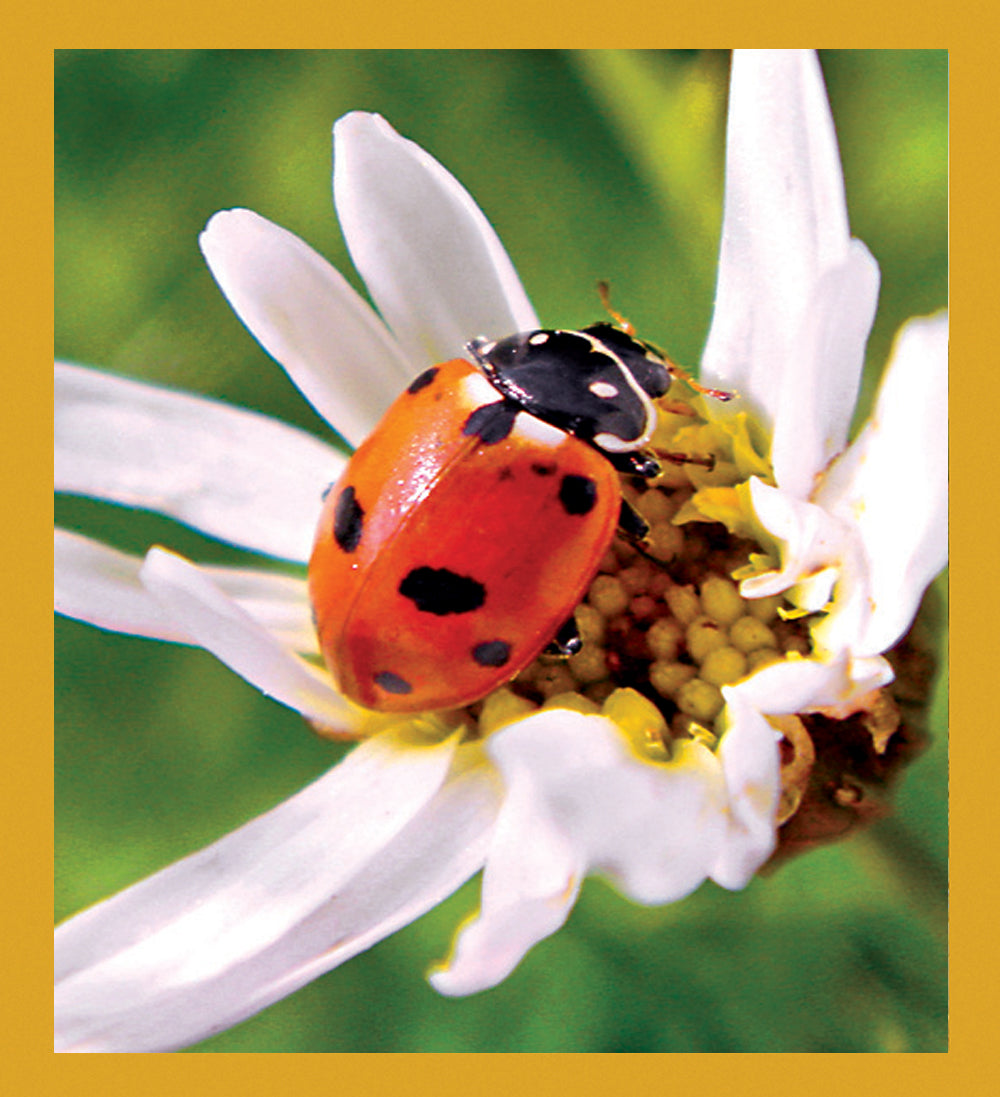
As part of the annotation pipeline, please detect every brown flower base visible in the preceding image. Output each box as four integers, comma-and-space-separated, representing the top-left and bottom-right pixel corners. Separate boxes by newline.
763, 586, 942, 871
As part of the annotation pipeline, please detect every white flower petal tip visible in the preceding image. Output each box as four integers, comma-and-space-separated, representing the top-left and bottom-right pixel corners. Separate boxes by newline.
56, 528, 190, 643
727, 50, 852, 260
333, 111, 537, 369
426, 863, 579, 999
429, 710, 740, 996
731, 651, 893, 721
55, 361, 342, 563
138, 547, 358, 732
199, 208, 414, 447
814, 310, 949, 656
701, 50, 880, 499
56, 529, 320, 653
55, 731, 498, 1053
711, 690, 781, 889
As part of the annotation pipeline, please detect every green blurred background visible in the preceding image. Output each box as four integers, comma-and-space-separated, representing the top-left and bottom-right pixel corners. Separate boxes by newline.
55, 50, 948, 1052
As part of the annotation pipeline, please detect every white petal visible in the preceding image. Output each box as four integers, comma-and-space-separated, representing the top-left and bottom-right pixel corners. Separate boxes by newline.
428, 771, 581, 998
431, 711, 728, 996
701, 51, 863, 439
770, 241, 880, 497
55, 363, 342, 563
56, 528, 187, 642
139, 548, 355, 729
729, 650, 893, 717
740, 477, 853, 605
845, 655, 898, 699
333, 112, 538, 369
188, 562, 318, 656
729, 652, 851, 714
56, 727, 460, 982
711, 689, 780, 888
200, 209, 414, 447
56, 529, 319, 654
815, 313, 949, 654
56, 734, 500, 1052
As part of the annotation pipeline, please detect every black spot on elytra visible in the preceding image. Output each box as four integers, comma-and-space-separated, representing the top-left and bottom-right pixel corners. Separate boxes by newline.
399, 566, 486, 616
471, 640, 511, 667
498, 467, 515, 482
558, 474, 598, 516
462, 401, 518, 445
407, 366, 439, 394
333, 486, 365, 552
531, 462, 557, 477
374, 671, 413, 695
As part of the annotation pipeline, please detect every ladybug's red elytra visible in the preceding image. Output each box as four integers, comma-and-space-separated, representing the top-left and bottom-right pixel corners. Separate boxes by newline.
308, 323, 673, 713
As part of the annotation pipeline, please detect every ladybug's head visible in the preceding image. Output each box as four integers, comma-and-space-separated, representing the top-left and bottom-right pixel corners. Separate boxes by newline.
467, 325, 670, 454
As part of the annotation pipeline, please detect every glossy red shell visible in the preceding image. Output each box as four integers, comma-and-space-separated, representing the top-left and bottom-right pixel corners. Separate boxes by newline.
308, 358, 621, 712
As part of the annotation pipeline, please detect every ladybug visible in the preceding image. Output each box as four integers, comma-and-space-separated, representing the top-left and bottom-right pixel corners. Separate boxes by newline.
308, 322, 672, 713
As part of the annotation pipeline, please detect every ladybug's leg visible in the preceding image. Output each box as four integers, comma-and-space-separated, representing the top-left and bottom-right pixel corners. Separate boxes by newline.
658, 398, 700, 418
608, 451, 661, 479
660, 450, 716, 471
544, 615, 583, 657
618, 497, 650, 543
609, 453, 658, 543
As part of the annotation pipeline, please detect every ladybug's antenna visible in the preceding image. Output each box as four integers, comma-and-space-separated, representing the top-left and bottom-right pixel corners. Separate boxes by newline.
596, 280, 636, 336
596, 280, 735, 404
661, 362, 736, 404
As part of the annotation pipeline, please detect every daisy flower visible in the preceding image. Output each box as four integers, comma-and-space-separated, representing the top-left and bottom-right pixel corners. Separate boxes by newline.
54, 50, 946, 1053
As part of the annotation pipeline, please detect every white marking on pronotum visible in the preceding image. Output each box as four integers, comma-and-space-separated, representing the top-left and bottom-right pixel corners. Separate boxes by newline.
568, 329, 657, 453
512, 412, 566, 449
460, 369, 504, 408
589, 380, 619, 399
529, 332, 549, 346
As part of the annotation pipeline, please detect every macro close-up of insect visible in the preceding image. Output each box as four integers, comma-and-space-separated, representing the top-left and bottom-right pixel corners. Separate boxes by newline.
55, 50, 947, 1056
310, 321, 691, 713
